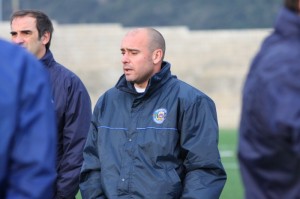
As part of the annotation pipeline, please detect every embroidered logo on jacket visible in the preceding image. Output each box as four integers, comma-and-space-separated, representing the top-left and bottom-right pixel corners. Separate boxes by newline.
153, 108, 167, 124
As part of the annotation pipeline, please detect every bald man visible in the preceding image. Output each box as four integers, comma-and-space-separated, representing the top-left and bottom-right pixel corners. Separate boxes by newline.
80, 27, 226, 199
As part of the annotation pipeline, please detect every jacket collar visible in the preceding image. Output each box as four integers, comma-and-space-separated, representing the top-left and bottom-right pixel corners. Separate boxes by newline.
40, 49, 54, 68
116, 61, 173, 96
275, 7, 300, 37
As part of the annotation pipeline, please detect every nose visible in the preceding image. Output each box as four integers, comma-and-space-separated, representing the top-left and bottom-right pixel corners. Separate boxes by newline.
121, 53, 129, 64
12, 34, 24, 45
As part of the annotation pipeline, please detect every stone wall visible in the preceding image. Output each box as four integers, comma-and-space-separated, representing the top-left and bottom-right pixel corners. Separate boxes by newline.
0, 22, 271, 129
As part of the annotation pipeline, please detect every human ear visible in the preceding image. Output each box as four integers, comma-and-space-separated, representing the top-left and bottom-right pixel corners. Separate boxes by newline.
152, 49, 163, 64
41, 32, 51, 45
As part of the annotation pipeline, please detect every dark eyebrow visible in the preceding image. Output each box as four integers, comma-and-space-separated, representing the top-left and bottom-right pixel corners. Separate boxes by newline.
10, 30, 33, 35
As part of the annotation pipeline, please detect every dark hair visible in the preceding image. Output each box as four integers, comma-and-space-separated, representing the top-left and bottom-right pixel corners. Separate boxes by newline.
10, 10, 54, 50
284, 0, 300, 12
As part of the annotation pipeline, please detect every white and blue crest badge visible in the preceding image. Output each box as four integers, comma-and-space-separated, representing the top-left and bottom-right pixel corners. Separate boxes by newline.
153, 108, 167, 124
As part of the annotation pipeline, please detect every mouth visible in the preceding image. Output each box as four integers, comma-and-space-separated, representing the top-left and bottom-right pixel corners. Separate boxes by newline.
123, 66, 133, 74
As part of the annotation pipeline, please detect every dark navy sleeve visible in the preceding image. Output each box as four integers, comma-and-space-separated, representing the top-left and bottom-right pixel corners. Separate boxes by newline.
180, 97, 227, 199
0, 41, 57, 199
79, 98, 106, 199
56, 75, 92, 198
238, 59, 300, 198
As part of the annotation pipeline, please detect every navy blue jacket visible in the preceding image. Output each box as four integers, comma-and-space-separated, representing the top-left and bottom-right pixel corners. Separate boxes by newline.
238, 7, 300, 199
41, 50, 92, 198
0, 39, 57, 199
80, 62, 226, 199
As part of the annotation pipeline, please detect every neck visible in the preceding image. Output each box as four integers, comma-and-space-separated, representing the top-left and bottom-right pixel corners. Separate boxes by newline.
37, 47, 47, 59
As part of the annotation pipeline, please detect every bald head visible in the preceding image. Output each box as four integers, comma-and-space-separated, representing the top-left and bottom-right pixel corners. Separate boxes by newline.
120, 27, 166, 89
125, 28, 166, 59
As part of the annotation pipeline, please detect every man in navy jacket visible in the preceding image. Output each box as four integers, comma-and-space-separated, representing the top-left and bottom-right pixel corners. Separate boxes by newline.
80, 27, 226, 199
0, 39, 57, 199
10, 10, 92, 199
238, 0, 300, 198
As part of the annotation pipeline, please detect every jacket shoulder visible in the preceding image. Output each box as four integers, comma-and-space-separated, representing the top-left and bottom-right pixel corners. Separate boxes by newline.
174, 79, 215, 104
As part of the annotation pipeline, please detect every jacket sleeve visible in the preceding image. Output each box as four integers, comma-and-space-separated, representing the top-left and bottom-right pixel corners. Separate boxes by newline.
8, 55, 57, 199
180, 96, 227, 199
238, 64, 300, 197
79, 108, 106, 199
56, 78, 92, 198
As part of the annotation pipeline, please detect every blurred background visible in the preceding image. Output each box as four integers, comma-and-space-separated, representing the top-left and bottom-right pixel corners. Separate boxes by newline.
0, 0, 281, 29
0, 0, 283, 198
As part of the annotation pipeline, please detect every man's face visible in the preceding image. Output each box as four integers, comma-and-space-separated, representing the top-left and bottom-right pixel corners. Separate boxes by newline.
10, 16, 47, 59
120, 30, 158, 89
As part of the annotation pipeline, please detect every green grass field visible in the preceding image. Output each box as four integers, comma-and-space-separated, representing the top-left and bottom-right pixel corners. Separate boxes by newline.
76, 129, 243, 199
219, 129, 244, 199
